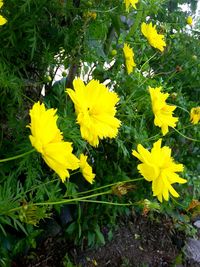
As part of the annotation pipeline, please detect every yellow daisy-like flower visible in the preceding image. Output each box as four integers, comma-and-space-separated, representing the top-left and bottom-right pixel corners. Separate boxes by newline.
186, 16, 193, 25
141, 22, 166, 52
190, 107, 200, 124
149, 86, 178, 135
0, 15, 7, 26
66, 78, 121, 147
132, 139, 187, 202
123, 43, 136, 75
124, 0, 139, 12
79, 154, 95, 184
27, 102, 79, 182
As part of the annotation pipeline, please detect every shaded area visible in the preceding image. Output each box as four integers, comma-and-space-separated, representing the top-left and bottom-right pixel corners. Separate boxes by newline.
15, 214, 192, 267
76, 215, 182, 267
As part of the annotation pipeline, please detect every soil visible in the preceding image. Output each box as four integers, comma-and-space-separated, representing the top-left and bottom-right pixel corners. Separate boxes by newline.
14, 214, 198, 267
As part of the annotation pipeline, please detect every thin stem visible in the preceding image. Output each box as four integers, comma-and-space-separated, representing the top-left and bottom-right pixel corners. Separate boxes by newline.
19, 178, 59, 198
30, 190, 112, 207
6, 178, 145, 214
5, 190, 112, 214
179, 124, 196, 130
165, 70, 178, 83
0, 149, 35, 163
139, 52, 158, 72
121, 52, 158, 96
74, 177, 144, 196
70, 170, 81, 176
176, 105, 190, 115
21, 93, 35, 103
92, 6, 118, 13
77, 199, 137, 206
171, 197, 187, 210
119, 90, 146, 111
142, 134, 161, 142
22, 176, 144, 199
152, 70, 174, 78
172, 127, 200, 142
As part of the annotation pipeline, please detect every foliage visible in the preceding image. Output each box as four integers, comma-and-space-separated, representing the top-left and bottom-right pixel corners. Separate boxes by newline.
0, 0, 199, 263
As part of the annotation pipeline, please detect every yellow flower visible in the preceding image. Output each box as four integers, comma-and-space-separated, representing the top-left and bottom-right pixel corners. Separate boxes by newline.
132, 139, 187, 202
124, 0, 139, 12
123, 43, 136, 75
79, 154, 95, 184
149, 86, 178, 135
83, 11, 97, 20
66, 78, 121, 147
27, 102, 79, 182
190, 107, 200, 124
141, 22, 166, 52
187, 16, 193, 25
0, 15, 7, 26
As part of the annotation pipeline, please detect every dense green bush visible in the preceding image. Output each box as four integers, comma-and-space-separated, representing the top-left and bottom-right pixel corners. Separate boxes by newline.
0, 0, 199, 264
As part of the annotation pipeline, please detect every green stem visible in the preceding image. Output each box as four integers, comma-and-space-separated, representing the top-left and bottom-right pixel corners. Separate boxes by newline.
176, 105, 190, 115
171, 197, 187, 210
21, 93, 35, 103
118, 53, 157, 109
5, 190, 111, 214
139, 52, 158, 72
77, 199, 137, 206
26, 190, 112, 207
74, 177, 144, 196
118, 91, 146, 111
0, 149, 35, 163
142, 133, 161, 142
172, 127, 200, 142
92, 6, 118, 13
19, 178, 59, 198
6, 178, 145, 214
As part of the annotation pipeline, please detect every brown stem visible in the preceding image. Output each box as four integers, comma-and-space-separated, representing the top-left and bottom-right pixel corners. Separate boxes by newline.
66, 63, 79, 89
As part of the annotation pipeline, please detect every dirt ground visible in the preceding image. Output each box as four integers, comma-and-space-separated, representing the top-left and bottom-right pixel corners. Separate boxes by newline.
14, 214, 198, 267
75, 215, 184, 267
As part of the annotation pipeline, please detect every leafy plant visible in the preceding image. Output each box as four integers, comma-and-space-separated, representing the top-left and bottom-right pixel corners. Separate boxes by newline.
0, 0, 199, 264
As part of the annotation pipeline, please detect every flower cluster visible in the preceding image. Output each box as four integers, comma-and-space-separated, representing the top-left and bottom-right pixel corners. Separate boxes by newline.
141, 22, 166, 52
66, 78, 121, 147
27, 102, 80, 182
123, 43, 136, 74
149, 86, 178, 135
0, 0, 7, 26
28, 102, 95, 185
23, 3, 193, 203
132, 139, 187, 202
121, 4, 167, 75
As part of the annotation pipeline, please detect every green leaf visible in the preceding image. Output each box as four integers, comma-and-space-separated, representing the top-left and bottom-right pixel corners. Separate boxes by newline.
94, 224, 105, 245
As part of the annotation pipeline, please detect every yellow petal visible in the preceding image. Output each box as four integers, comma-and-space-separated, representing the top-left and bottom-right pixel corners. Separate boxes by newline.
66, 78, 121, 146
141, 22, 166, 52
79, 154, 95, 184
138, 163, 159, 181
27, 102, 80, 182
0, 15, 7, 26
